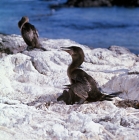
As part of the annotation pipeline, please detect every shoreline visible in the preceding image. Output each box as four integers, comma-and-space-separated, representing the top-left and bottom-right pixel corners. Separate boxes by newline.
0, 33, 138, 55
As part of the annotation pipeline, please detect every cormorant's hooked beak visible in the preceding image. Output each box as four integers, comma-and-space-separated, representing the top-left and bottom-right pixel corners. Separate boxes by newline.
61, 47, 73, 55
61, 47, 71, 51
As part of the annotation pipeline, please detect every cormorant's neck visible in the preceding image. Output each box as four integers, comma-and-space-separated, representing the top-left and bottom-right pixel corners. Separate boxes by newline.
68, 57, 83, 74
20, 20, 28, 30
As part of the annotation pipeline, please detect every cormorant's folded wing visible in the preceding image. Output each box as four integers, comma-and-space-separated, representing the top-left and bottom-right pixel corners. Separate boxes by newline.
30, 24, 39, 38
71, 82, 88, 100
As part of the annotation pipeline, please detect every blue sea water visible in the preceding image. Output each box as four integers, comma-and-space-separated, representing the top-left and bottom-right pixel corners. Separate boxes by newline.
0, 0, 139, 54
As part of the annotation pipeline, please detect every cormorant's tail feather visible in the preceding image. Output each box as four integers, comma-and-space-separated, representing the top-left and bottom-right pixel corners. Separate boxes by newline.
36, 43, 47, 51
40, 47, 47, 51
100, 91, 122, 101
109, 91, 122, 96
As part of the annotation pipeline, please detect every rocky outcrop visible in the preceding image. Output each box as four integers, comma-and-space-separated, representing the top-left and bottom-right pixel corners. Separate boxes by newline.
112, 0, 139, 7
65, 0, 113, 7
65, 0, 139, 7
0, 34, 139, 140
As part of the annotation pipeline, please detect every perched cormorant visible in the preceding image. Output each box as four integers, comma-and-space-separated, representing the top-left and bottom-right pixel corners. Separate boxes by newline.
18, 16, 46, 51
58, 46, 121, 104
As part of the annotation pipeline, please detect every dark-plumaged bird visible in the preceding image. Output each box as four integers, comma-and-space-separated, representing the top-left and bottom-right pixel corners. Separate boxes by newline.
57, 90, 81, 105
58, 46, 121, 104
18, 16, 46, 51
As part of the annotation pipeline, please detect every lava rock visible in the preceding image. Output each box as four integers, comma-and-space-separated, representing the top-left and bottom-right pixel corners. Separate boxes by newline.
65, 0, 139, 7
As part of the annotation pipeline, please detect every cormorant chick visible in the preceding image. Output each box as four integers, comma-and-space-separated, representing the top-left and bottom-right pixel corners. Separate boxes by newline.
18, 16, 46, 51
57, 90, 81, 105
58, 46, 121, 104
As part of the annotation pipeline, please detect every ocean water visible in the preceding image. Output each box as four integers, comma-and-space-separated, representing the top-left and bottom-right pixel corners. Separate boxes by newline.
0, 0, 139, 54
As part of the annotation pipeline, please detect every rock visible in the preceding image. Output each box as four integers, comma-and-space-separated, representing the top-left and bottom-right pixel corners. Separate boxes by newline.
112, 0, 139, 7
0, 34, 26, 55
65, 0, 139, 7
108, 45, 133, 55
65, 0, 112, 7
0, 34, 139, 140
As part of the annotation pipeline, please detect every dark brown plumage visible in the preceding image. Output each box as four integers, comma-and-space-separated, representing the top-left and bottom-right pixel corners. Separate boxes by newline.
57, 90, 81, 105
58, 46, 121, 104
18, 16, 46, 51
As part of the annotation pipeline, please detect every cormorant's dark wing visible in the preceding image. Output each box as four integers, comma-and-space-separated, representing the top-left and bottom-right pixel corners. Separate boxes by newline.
30, 24, 39, 38
70, 71, 92, 100
70, 82, 89, 100
21, 22, 46, 50
71, 69, 97, 85
69, 69, 100, 101
21, 23, 35, 46
30, 24, 41, 48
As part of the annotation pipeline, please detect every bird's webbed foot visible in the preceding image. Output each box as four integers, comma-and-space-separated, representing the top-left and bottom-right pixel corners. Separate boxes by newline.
26, 46, 34, 51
